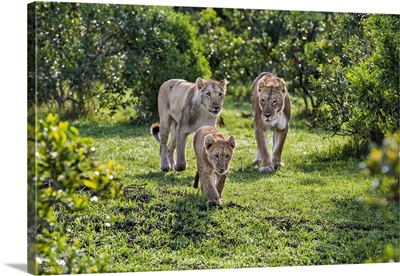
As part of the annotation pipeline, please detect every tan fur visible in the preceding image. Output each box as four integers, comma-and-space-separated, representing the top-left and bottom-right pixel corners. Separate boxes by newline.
193, 126, 235, 204
151, 78, 228, 171
250, 72, 291, 172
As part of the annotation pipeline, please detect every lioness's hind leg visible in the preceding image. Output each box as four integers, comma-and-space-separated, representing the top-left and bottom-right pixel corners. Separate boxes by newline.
167, 121, 177, 168
159, 116, 172, 171
175, 130, 188, 171
193, 171, 199, 188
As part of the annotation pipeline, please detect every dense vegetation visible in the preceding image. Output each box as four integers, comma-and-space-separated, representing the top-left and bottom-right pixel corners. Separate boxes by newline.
28, 1, 399, 274
28, 114, 125, 274
29, 2, 399, 143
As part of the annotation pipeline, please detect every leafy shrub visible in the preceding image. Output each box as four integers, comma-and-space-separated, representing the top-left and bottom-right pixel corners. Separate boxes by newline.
310, 14, 400, 144
28, 113, 124, 274
121, 5, 211, 123
359, 133, 399, 263
360, 133, 399, 216
194, 9, 335, 109
30, 2, 211, 122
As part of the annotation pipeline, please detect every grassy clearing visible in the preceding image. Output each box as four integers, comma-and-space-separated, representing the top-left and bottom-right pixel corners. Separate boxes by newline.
61, 96, 399, 272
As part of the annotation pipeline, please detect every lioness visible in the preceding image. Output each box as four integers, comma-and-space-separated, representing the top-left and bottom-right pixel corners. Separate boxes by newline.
193, 126, 235, 204
151, 78, 228, 171
250, 72, 291, 172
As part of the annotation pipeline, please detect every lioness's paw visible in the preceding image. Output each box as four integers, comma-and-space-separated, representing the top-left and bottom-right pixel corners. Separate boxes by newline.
174, 162, 187, 172
160, 162, 172, 171
273, 162, 285, 169
252, 159, 262, 166
258, 165, 274, 173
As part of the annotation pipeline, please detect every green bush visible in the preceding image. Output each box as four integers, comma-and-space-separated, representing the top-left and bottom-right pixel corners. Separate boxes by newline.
360, 133, 399, 215
30, 2, 211, 122
28, 113, 124, 274
193, 9, 335, 109
121, 5, 211, 123
359, 133, 399, 263
310, 14, 400, 144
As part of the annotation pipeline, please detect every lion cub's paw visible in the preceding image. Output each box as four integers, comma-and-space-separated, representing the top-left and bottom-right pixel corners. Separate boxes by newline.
258, 165, 274, 173
208, 198, 222, 205
252, 159, 262, 166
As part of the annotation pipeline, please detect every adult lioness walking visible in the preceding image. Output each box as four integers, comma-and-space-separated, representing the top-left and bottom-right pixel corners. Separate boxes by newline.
151, 78, 228, 171
251, 72, 291, 172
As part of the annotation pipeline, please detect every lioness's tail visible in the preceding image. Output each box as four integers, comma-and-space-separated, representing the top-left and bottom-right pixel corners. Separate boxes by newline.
150, 122, 161, 143
193, 171, 199, 188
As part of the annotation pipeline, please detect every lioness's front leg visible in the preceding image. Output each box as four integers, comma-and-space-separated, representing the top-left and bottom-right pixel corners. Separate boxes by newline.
255, 126, 274, 172
272, 127, 288, 169
253, 133, 268, 165
175, 130, 188, 171
200, 173, 221, 204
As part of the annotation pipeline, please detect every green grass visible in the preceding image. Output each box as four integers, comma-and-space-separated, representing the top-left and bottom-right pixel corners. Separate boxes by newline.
60, 96, 399, 272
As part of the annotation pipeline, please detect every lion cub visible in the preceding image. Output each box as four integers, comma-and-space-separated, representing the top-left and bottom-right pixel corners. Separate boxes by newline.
193, 126, 236, 204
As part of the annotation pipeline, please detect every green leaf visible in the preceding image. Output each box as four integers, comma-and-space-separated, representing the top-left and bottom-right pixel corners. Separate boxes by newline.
83, 179, 97, 190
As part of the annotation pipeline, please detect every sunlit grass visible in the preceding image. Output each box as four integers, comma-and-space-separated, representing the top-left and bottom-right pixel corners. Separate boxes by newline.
60, 95, 399, 272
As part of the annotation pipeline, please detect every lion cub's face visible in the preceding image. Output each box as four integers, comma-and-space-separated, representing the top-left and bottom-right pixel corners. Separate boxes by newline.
204, 135, 235, 175
196, 78, 228, 117
257, 79, 286, 125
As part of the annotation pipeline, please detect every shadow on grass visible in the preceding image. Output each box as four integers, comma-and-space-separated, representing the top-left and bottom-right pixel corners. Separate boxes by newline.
116, 183, 219, 250
167, 192, 219, 249
229, 164, 280, 182
313, 196, 400, 264
135, 170, 196, 187
75, 122, 151, 139
298, 160, 357, 172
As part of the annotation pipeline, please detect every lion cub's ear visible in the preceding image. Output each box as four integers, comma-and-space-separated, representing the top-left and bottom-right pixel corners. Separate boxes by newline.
227, 136, 236, 149
219, 79, 229, 91
204, 134, 216, 151
196, 78, 207, 90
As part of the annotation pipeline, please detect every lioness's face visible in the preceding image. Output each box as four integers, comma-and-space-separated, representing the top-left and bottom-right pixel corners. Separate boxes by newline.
197, 79, 228, 116
258, 85, 285, 125
205, 136, 235, 175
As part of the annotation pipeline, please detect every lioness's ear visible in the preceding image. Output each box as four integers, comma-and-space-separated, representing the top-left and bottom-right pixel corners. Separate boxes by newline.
196, 78, 207, 90
228, 136, 236, 149
277, 78, 287, 94
219, 79, 229, 91
204, 134, 216, 151
257, 79, 267, 93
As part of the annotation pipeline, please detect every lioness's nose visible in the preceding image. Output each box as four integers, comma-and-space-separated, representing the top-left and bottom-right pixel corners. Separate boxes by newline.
213, 104, 220, 111
264, 112, 272, 118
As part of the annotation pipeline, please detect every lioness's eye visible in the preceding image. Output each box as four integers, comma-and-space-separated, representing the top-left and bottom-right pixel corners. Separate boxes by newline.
214, 154, 219, 160
272, 100, 278, 105
261, 99, 266, 104
218, 93, 223, 98
206, 92, 211, 98
225, 155, 230, 160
